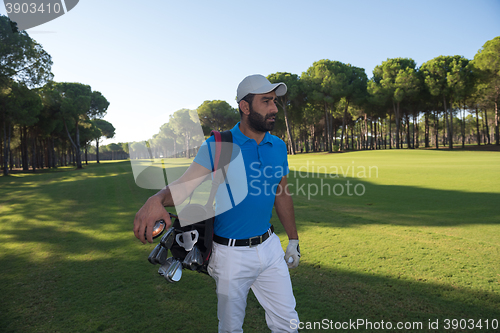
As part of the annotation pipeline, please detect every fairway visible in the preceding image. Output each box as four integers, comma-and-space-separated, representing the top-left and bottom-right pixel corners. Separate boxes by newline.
1, 150, 499, 333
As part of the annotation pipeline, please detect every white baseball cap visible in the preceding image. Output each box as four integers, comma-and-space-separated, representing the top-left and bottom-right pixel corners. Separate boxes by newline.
237, 74, 287, 103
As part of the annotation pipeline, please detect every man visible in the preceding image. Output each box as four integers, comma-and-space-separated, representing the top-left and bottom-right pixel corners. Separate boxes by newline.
133, 74, 300, 333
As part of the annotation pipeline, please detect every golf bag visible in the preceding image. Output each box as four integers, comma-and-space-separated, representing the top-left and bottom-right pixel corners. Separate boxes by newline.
152, 130, 233, 276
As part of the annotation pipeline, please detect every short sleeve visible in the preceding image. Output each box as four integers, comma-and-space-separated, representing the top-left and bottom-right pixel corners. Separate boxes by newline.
193, 137, 215, 171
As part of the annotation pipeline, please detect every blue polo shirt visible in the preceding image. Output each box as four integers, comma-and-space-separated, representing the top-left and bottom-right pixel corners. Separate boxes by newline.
193, 122, 289, 239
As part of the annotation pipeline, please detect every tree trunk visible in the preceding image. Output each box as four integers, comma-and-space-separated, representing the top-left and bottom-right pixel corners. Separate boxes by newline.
329, 113, 334, 149
461, 103, 466, 149
31, 131, 37, 172
414, 113, 418, 148
393, 102, 401, 149
75, 120, 82, 168
444, 95, 452, 149
340, 100, 350, 151
495, 98, 499, 145
484, 108, 490, 144
324, 103, 332, 153
2, 120, 10, 176
425, 112, 429, 147
333, 123, 338, 146
51, 137, 57, 168
388, 113, 392, 149
96, 138, 100, 163
368, 119, 373, 150
475, 106, 481, 145
435, 111, 439, 149
310, 124, 315, 152
280, 103, 295, 155
45, 139, 50, 168
366, 117, 369, 149
406, 114, 411, 149
63, 118, 82, 168
351, 123, 355, 150
6, 124, 11, 174
85, 145, 88, 165
21, 126, 28, 170
383, 118, 387, 149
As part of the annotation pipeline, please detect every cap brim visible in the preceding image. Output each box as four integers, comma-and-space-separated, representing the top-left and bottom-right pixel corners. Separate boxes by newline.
238, 82, 287, 102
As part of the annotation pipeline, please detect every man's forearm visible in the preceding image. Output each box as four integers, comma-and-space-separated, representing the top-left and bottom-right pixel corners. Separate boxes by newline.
153, 186, 175, 207
275, 177, 299, 240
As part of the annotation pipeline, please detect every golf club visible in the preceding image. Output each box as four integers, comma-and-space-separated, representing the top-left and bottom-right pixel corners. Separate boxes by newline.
154, 246, 169, 265
158, 257, 175, 277
144, 219, 166, 240
160, 227, 176, 249
165, 258, 183, 282
148, 243, 162, 264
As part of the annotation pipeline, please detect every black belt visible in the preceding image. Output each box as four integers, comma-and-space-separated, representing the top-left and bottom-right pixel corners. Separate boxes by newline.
213, 226, 274, 247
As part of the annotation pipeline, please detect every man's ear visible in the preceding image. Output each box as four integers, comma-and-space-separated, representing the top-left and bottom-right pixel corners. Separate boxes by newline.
239, 100, 250, 116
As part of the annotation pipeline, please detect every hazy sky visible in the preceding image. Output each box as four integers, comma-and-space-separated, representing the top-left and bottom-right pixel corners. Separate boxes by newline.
2, 0, 499, 145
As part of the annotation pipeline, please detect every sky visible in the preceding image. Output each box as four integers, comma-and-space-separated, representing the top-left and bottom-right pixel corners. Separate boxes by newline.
2, 0, 499, 145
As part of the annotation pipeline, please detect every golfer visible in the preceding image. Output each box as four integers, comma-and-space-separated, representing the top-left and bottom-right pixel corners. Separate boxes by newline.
134, 74, 301, 333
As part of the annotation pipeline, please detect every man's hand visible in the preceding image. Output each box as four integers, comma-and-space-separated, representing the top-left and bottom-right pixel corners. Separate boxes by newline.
284, 239, 300, 269
133, 195, 172, 244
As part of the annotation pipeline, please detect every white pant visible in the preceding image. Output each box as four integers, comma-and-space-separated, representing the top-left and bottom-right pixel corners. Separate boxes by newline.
208, 233, 299, 333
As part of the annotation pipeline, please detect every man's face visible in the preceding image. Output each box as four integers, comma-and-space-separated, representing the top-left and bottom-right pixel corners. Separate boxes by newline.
247, 91, 278, 132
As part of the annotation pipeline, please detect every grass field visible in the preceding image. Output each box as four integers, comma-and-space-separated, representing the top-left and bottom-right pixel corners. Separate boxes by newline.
1, 149, 499, 333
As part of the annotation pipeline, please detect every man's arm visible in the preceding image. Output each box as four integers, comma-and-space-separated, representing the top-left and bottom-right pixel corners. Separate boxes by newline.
133, 161, 211, 244
274, 176, 298, 240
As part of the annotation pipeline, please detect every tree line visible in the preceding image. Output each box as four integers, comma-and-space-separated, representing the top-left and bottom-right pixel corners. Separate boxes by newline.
3, 10, 499, 173
142, 36, 499, 157
1, 15, 116, 175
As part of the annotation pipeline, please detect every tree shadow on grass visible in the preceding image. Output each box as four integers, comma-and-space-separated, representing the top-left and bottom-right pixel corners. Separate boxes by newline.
288, 263, 500, 332
1, 161, 499, 332
285, 173, 500, 228
1, 252, 499, 332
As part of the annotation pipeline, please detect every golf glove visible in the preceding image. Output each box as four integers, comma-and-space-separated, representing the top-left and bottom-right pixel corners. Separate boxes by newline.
284, 239, 300, 269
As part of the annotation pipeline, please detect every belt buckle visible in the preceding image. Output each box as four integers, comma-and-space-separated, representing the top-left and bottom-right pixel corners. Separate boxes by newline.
248, 235, 262, 247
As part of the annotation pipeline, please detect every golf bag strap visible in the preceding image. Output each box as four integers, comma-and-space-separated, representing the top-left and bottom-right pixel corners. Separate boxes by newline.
211, 130, 222, 176
206, 130, 233, 209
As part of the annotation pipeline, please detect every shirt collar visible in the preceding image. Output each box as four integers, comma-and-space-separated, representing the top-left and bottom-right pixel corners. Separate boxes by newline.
231, 122, 274, 146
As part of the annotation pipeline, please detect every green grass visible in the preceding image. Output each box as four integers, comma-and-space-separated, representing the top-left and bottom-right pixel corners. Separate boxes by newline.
1, 151, 499, 333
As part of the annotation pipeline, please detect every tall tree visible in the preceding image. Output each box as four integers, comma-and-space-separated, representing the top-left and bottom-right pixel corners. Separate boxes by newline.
267, 72, 303, 155
336, 64, 368, 151
196, 100, 238, 134
6, 82, 41, 173
89, 91, 110, 119
169, 109, 203, 158
56, 82, 92, 169
474, 36, 500, 145
421, 55, 467, 149
447, 58, 476, 148
302, 60, 344, 153
93, 119, 115, 163
1, 15, 52, 175
369, 58, 419, 149
0, 15, 52, 89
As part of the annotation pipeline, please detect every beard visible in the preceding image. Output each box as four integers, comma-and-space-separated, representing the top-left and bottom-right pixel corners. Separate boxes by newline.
248, 105, 276, 132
